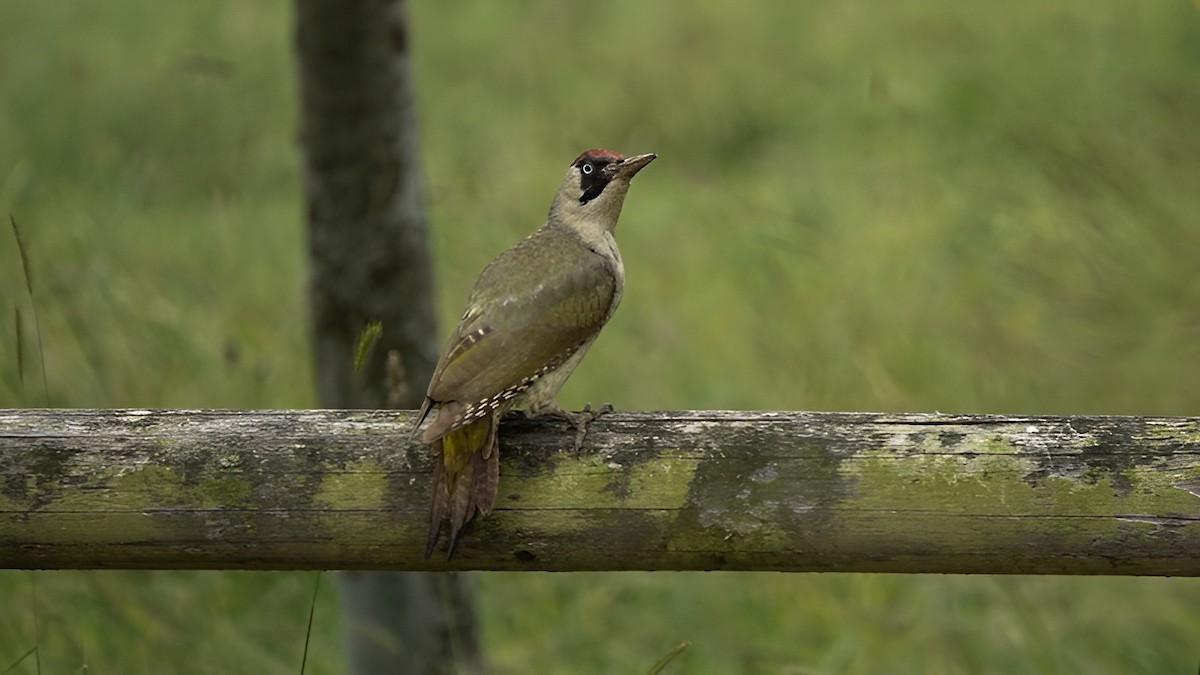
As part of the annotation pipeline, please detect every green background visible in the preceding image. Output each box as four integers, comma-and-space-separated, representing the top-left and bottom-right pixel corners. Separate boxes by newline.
2, 1, 1199, 672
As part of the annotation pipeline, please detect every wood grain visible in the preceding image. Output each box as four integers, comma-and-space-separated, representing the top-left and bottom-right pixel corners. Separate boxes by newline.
1, 409, 1197, 573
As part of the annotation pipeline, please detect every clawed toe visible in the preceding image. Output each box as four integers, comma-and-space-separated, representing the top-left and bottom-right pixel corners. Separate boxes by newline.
569, 402, 614, 451
587, 402, 615, 417
527, 402, 615, 451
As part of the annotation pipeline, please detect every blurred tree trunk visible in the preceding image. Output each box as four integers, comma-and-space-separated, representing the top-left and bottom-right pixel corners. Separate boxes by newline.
293, 0, 484, 673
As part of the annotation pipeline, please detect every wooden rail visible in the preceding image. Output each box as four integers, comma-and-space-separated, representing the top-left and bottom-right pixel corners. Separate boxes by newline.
1, 409, 1197, 574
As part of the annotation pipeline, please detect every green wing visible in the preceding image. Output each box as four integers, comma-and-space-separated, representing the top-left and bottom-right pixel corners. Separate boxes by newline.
425, 226, 618, 412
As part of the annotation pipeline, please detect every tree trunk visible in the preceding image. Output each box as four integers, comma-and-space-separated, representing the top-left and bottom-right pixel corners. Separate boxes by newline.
293, 0, 483, 671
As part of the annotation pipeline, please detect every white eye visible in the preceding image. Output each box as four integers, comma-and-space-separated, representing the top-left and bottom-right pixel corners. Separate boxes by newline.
581, 162, 594, 175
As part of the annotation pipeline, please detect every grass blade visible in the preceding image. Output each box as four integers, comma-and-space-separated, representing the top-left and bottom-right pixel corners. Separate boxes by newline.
10, 215, 48, 404
31, 572, 42, 675
1, 647, 37, 675
299, 571, 322, 675
354, 320, 383, 373
647, 641, 690, 675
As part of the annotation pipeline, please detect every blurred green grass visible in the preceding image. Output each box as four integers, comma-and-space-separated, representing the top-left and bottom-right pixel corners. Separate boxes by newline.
3, 0, 1200, 673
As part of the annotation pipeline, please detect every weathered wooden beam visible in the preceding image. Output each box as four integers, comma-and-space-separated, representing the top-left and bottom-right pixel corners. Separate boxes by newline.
1, 409, 1197, 574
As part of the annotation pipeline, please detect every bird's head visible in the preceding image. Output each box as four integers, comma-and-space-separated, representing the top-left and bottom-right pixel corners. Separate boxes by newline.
550, 148, 656, 234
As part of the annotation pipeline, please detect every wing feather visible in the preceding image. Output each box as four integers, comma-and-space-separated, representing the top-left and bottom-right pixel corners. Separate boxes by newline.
422, 227, 617, 438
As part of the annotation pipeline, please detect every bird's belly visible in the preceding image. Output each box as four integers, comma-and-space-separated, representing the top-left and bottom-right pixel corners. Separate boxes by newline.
515, 339, 596, 414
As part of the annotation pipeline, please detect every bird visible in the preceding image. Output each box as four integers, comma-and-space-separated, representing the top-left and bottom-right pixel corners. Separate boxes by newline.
414, 148, 656, 559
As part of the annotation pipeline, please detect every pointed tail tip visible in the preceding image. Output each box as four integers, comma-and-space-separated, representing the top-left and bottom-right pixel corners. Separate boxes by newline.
424, 528, 462, 561
424, 523, 462, 561
422, 514, 441, 557
425, 513, 467, 561
445, 523, 464, 561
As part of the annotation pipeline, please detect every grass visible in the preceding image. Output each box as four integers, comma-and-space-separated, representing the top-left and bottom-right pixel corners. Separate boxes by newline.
3, 0, 1200, 672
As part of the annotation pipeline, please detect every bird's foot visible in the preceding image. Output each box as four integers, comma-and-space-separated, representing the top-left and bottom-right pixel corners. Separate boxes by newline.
532, 402, 614, 451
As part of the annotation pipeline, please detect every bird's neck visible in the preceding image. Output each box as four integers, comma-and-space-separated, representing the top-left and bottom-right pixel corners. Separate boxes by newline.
546, 207, 622, 263
548, 180, 629, 235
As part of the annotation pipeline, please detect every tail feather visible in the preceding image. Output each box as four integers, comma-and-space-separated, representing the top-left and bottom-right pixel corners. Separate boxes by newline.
474, 421, 500, 515
425, 412, 501, 559
445, 453, 477, 558
425, 448, 448, 558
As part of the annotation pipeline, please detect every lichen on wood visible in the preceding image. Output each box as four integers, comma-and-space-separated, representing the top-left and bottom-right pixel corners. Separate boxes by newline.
0, 409, 1197, 573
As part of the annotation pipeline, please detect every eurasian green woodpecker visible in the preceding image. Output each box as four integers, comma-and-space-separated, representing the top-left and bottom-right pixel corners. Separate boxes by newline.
416, 148, 656, 558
